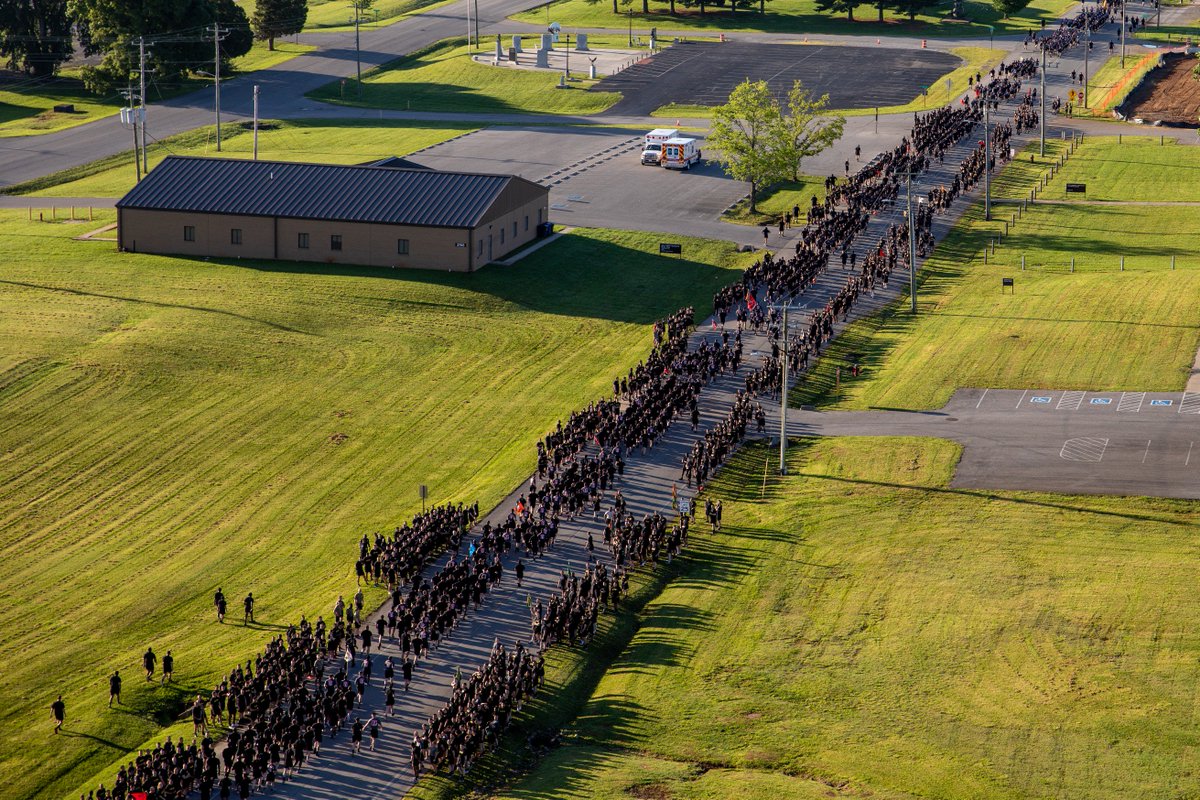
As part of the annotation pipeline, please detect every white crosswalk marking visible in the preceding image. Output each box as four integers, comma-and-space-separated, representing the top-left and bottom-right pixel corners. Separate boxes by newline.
1060, 437, 1108, 462
1057, 390, 1086, 410
1117, 392, 1145, 412
1180, 393, 1200, 414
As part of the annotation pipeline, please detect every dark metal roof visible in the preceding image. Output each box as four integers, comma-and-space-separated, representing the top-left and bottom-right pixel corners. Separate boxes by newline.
116, 156, 528, 229
360, 156, 431, 170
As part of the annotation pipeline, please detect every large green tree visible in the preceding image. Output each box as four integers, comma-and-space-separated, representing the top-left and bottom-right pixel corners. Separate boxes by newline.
252, 0, 306, 50
707, 79, 789, 214
779, 81, 843, 182
69, 0, 251, 93
890, 0, 933, 20
0, 0, 74, 76
991, 0, 1029, 18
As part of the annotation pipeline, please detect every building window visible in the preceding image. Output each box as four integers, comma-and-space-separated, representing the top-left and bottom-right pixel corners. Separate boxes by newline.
183, 225, 195, 242
330, 235, 342, 251
513, 221, 518, 238
500, 228, 505, 245
537, 208, 543, 224
230, 228, 242, 245
478, 239, 483, 256
298, 232, 310, 249
397, 238, 409, 255
524, 215, 529, 232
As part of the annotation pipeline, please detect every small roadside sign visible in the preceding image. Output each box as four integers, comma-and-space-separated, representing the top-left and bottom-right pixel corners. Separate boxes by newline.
659, 242, 683, 256
679, 499, 690, 515
1065, 183, 1087, 194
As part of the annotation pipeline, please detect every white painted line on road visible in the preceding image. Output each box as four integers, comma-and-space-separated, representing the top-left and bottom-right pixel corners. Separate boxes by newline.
1016, 389, 1028, 409
1057, 390, 1086, 411
1180, 393, 1200, 414
1118, 391, 1145, 412
1143, 439, 1152, 464
1060, 437, 1108, 462
1187, 441, 1194, 467
976, 388, 989, 409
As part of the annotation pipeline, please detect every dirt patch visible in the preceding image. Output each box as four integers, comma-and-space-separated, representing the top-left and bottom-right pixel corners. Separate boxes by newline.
329, 432, 349, 445
627, 782, 671, 799
1123, 52, 1200, 126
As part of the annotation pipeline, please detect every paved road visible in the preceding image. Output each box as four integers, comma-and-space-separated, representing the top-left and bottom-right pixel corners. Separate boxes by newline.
0, 0, 549, 188
790, 388, 1200, 498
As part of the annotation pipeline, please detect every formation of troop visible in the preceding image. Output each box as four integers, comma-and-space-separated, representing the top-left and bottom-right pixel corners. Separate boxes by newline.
410, 641, 543, 778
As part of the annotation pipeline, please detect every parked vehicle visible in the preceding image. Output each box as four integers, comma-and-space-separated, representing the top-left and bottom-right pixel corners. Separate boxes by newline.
661, 137, 702, 170
641, 128, 678, 165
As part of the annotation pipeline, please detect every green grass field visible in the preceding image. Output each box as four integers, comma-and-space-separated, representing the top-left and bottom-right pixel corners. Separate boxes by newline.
0, 43, 313, 138
1034, 137, 1200, 201
788, 136, 1200, 411
307, 38, 622, 115
237, 0, 457, 31
0, 217, 750, 800
721, 175, 828, 226
474, 436, 1200, 800
7, 118, 478, 197
513, 0, 1073, 37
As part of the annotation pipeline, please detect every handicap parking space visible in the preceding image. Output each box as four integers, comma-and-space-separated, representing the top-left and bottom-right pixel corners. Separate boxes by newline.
950, 388, 1197, 416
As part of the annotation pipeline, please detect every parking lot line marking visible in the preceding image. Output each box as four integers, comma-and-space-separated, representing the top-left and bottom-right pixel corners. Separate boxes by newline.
1117, 391, 1145, 412
976, 388, 989, 409
1057, 390, 1086, 410
1187, 442, 1194, 467
1060, 437, 1108, 462
1143, 439, 1152, 464
1180, 393, 1200, 414
1015, 389, 1027, 409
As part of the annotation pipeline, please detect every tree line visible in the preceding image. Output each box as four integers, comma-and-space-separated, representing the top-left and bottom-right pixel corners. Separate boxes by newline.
0, 0, 312, 87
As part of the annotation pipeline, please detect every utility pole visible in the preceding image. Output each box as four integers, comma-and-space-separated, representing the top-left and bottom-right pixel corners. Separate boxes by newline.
353, 1, 362, 97
1120, 0, 1126, 68
1083, 21, 1090, 109
779, 302, 788, 475
474, 0, 480, 52
137, 36, 150, 174
121, 86, 141, 183
1040, 45, 1047, 156
252, 85, 260, 160
984, 99, 991, 221
565, 33, 570, 80
208, 23, 229, 151
466, 0, 472, 51
906, 170, 917, 313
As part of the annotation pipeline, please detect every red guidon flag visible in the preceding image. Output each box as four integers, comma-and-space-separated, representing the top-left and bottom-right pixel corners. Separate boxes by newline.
132, 793, 148, 800
745, 292, 757, 312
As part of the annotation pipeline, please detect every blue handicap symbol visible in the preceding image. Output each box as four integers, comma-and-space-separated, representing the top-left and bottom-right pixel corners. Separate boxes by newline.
1150, 399, 1173, 407
1031, 396, 1052, 404
1090, 398, 1112, 405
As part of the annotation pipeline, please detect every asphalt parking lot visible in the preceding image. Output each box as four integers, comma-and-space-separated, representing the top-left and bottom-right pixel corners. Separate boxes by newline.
596, 41, 961, 115
789, 388, 1200, 499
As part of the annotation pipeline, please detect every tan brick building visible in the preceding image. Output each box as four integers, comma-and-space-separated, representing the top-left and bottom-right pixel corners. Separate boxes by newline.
116, 156, 550, 272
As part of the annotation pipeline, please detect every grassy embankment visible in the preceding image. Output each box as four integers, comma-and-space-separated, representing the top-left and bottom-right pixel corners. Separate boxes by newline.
512, 0, 1074, 37
417, 435, 1200, 800
787, 136, 1200, 411
307, 38, 623, 115
6, 118, 480, 198
0, 218, 751, 800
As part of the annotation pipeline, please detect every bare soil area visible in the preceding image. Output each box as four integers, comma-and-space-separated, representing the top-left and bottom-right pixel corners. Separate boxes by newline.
1124, 52, 1200, 126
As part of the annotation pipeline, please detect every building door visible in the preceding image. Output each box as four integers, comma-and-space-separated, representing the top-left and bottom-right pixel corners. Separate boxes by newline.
487, 235, 493, 262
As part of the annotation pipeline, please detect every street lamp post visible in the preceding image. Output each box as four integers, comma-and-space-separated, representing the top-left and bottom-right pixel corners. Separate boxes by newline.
1083, 20, 1090, 109
906, 171, 917, 313
984, 99, 991, 220
1040, 45, 1047, 156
